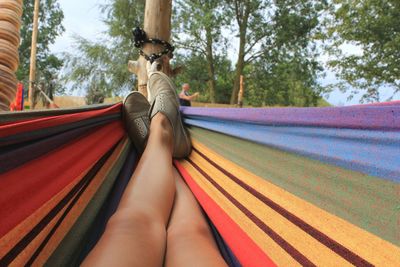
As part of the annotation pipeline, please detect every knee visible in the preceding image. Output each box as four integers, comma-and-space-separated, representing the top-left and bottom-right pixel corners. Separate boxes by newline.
168, 220, 213, 241
107, 206, 164, 235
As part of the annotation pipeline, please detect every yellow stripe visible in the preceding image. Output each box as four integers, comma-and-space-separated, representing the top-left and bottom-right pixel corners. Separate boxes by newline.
180, 160, 301, 266
192, 139, 400, 266
190, 150, 351, 266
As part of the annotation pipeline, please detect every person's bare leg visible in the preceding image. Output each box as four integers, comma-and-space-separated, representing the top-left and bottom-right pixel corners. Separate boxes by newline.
82, 113, 175, 267
164, 168, 227, 267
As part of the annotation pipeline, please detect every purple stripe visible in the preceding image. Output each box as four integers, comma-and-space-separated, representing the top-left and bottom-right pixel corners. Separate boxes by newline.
185, 118, 400, 182
181, 104, 400, 130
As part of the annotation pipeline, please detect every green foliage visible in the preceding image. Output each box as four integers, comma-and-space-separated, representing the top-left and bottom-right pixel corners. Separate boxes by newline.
63, 0, 144, 102
174, 0, 225, 49
174, 0, 227, 103
223, 0, 272, 104
214, 56, 236, 103
18, 0, 65, 94
101, 0, 145, 46
86, 88, 106, 105
173, 54, 209, 101
46, 0, 397, 105
221, 0, 326, 106
173, 53, 234, 103
174, 0, 327, 107
326, 0, 400, 102
244, 0, 326, 107
62, 0, 328, 106
63, 37, 112, 97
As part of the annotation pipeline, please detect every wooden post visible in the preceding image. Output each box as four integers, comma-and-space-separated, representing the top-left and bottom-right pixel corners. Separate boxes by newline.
238, 75, 244, 108
37, 85, 59, 108
128, 0, 173, 99
29, 0, 40, 110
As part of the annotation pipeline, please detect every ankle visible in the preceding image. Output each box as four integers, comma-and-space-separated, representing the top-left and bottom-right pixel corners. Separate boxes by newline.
151, 113, 171, 130
150, 113, 173, 147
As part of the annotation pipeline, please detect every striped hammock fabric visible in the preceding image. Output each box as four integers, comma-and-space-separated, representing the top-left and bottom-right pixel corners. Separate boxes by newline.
178, 104, 400, 266
1, 102, 399, 266
0, 104, 138, 266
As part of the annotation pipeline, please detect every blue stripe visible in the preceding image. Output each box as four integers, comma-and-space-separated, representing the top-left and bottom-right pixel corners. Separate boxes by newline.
184, 117, 400, 182
208, 217, 242, 267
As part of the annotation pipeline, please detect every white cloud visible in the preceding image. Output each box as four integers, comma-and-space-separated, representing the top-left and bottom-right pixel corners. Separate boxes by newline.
50, 0, 107, 55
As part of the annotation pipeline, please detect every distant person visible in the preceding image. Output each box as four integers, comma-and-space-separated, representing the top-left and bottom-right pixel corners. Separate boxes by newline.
179, 83, 199, 106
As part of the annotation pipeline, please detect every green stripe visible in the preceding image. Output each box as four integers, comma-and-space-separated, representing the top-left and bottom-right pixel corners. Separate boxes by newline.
44, 140, 132, 267
190, 127, 400, 246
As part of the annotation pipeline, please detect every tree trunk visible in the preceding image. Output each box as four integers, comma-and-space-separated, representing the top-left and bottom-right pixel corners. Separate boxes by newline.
29, 0, 40, 109
238, 75, 244, 107
230, 0, 254, 105
205, 27, 216, 103
129, 0, 173, 99
230, 28, 246, 104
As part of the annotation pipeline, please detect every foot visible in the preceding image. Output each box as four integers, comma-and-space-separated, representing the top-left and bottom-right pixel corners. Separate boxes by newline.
150, 112, 174, 153
123, 91, 150, 155
146, 62, 192, 159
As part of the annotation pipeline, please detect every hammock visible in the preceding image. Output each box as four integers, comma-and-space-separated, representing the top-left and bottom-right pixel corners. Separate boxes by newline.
0, 103, 399, 266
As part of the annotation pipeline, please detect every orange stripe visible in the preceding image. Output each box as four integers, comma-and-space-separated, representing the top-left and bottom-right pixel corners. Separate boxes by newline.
190, 150, 352, 266
175, 161, 277, 267
179, 159, 301, 266
32, 138, 128, 265
10, 198, 76, 266
192, 139, 400, 266
0, 168, 90, 259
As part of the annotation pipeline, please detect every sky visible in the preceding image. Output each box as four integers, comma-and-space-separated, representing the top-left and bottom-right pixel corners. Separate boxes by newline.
50, 0, 107, 54
50, 0, 399, 106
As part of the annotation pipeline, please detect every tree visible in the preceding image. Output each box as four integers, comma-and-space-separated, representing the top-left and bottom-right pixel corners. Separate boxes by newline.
326, 0, 400, 102
63, 37, 113, 98
224, 0, 271, 104
173, 54, 209, 101
246, 0, 326, 107
64, 0, 145, 102
174, 0, 226, 103
18, 0, 65, 95
172, 53, 234, 103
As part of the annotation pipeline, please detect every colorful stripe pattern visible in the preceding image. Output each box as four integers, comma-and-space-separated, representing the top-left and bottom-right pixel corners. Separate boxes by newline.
1, 102, 399, 266
182, 105, 400, 182
176, 139, 400, 266
179, 103, 400, 266
0, 103, 138, 266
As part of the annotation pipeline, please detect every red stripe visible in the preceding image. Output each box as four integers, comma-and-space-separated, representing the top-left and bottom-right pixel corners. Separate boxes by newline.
0, 121, 125, 238
0, 103, 121, 138
187, 158, 315, 266
174, 161, 276, 267
193, 148, 373, 266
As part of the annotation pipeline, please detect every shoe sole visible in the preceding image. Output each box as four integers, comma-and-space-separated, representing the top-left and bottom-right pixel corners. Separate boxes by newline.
123, 91, 150, 154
